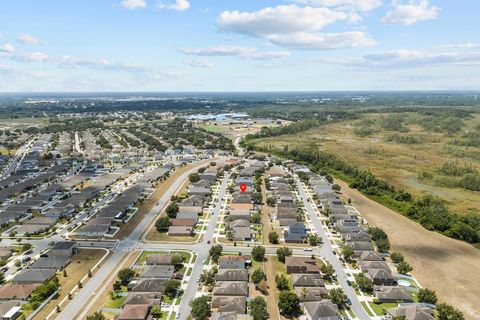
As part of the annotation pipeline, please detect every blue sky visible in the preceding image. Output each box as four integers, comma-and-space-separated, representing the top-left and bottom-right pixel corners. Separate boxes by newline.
0, 0, 479, 92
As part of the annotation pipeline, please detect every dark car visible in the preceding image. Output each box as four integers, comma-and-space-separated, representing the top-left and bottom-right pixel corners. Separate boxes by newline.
207, 240, 211, 244
21, 257, 31, 263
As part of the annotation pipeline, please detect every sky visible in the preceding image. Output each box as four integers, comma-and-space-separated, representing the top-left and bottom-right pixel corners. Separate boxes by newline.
0, 0, 479, 92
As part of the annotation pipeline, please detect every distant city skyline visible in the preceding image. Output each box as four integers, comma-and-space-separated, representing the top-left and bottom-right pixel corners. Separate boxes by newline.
1, 0, 479, 92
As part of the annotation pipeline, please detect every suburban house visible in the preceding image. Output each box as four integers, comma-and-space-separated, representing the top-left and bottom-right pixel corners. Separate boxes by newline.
374, 286, 413, 303
285, 257, 318, 274
284, 222, 307, 243
388, 304, 435, 320
218, 256, 246, 270
0, 284, 40, 301
303, 300, 341, 320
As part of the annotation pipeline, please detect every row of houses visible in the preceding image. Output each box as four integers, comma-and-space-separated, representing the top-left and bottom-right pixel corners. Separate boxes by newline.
168, 169, 217, 237
267, 172, 308, 243
305, 168, 435, 320
224, 161, 266, 242
0, 241, 78, 319
115, 253, 183, 320
76, 185, 144, 238
211, 256, 250, 319
285, 256, 341, 320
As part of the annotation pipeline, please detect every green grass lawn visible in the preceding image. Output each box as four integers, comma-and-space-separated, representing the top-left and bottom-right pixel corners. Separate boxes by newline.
368, 302, 398, 316
361, 302, 374, 317
104, 296, 127, 309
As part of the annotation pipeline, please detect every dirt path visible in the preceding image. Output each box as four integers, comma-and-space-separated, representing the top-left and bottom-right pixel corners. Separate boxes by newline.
264, 256, 281, 320
336, 179, 480, 320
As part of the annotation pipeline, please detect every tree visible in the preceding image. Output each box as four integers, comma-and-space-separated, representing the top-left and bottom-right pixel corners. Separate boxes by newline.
22, 243, 33, 251
171, 254, 184, 270
329, 288, 348, 307
190, 296, 211, 320
375, 238, 390, 253
189, 173, 201, 183
278, 291, 301, 317
252, 246, 265, 261
209, 245, 223, 263
397, 261, 413, 274
436, 303, 465, 320
320, 264, 335, 279
251, 269, 266, 285
308, 233, 322, 246
118, 268, 135, 283
332, 183, 341, 192
151, 305, 162, 318
166, 203, 179, 218
155, 216, 171, 232
268, 231, 279, 244
354, 273, 373, 294
275, 273, 289, 291
164, 279, 181, 298
368, 227, 388, 241
251, 211, 262, 224
87, 312, 106, 320
0, 271, 4, 284
249, 296, 268, 320
390, 252, 404, 263
418, 288, 437, 304
200, 267, 217, 286
276, 247, 292, 263
341, 245, 354, 261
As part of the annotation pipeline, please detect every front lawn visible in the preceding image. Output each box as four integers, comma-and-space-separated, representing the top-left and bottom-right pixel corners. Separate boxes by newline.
368, 302, 398, 316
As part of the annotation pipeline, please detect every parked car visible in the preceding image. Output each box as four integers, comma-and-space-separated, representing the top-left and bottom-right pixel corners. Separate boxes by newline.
21, 257, 31, 263
207, 240, 211, 244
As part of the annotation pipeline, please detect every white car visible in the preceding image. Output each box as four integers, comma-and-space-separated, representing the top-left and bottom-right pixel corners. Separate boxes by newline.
303, 248, 313, 252
175, 313, 180, 319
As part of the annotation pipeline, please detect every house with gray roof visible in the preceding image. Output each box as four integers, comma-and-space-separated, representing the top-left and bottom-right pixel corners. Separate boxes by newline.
13, 269, 57, 284
213, 282, 248, 296
303, 300, 341, 320
295, 287, 328, 302
375, 286, 413, 303
388, 304, 434, 320
214, 270, 249, 282
211, 296, 246, 314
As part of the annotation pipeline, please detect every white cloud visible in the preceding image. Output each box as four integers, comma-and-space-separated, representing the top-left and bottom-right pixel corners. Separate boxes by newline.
120, 0, 147, 9
18, 33, 39, 44
324, 48, 480, 69
294, 0, 383, 12
267, 31, 376, 49
218, 5, 360, 36
382, 0, 439, 25
156, 0, 190, 11
217, 5, 374, 50
0, 43, 15, 53
180, 45, 290, 60
12, 52, 48, 62
0, 64, 15, 73
184, 59, 213, 68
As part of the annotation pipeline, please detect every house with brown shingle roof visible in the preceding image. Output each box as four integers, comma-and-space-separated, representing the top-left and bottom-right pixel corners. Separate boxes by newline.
285, 257, 319, 274
115, 304, 151, 320
0, 284, 39, 301
294, 287, 328, 302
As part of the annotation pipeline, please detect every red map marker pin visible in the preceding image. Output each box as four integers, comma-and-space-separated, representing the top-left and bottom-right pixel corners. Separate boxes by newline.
240, 183, 247, 193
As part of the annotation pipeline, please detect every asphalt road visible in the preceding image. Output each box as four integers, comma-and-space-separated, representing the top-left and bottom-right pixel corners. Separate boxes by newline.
295, 176, 370, 320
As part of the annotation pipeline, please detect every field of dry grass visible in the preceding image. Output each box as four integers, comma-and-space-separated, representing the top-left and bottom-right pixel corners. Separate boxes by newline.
252, 113, 480, 217
337, 180, 480, 320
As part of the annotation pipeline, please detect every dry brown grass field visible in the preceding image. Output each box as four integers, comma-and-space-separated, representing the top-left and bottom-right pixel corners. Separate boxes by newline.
253, 113, 480, 218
